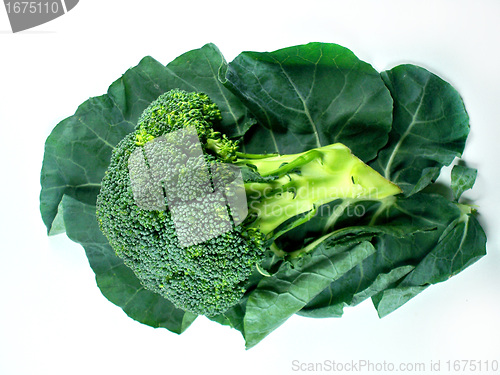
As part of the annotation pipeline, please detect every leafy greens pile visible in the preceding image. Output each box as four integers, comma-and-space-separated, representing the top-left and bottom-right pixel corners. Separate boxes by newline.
40, 42, 487, 349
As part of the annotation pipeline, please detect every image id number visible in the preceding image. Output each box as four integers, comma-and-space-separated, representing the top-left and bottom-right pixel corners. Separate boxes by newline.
446, 360, 499, 372
5, 1, 60, 14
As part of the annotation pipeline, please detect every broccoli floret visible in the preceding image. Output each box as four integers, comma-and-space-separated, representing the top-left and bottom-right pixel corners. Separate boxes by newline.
96, 89, 401, 317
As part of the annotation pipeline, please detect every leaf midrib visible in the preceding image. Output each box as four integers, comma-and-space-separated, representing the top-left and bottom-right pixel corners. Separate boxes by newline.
273, 56, 322, 148
383, 75, 431, 180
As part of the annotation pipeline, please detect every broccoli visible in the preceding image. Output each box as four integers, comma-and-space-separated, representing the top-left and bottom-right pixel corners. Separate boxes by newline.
96, 89, 401, 317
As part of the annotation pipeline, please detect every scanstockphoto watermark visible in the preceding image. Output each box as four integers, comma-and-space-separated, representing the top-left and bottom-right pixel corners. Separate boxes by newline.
248, 198, 368, 221
128, 126, 378, 247
291, 359, 500, 373
3, 0, 79, 33
291, 360, 426, 373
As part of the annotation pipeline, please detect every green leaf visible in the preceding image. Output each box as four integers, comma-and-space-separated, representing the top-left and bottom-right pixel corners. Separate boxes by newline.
40, 56, 172, 234
370, 64, 470, 195
297, 193, 468, 317
451, 164, 477, 201
373, 210, 487, 317
298, 265, 415, 318
405, 212, 486, 285
61, 195, 196, 334
40, 44, 252, 234
243, 241, 375, 349
40, 44, 252, 330
166, 43, 256, 138
224, 42, 393, 160
372, 285, 428, 318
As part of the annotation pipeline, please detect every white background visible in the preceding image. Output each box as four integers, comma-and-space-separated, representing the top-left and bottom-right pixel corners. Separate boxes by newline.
1, 1, 499, 374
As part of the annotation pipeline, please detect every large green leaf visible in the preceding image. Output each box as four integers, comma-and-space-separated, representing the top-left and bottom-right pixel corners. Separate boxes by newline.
62, 195, 197, 333
373, 209, 487, 317
39, 43, 253, 329
370, 64, 470, 195
243, 241, 376, 349
401, 210, 486, 286
166, 43, 256, 138
298, 192, 483, 318
40, 57, 169, 234
211, 220, 419, 338
223, 42, 393, 160
40, 44, 253, 234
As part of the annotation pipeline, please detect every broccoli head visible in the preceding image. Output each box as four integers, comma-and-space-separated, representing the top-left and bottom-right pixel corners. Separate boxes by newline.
96, 89, 401, 317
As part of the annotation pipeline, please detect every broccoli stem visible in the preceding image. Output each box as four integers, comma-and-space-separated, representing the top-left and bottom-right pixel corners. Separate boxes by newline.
235, 151, 279, 159
234, 143, 402, 247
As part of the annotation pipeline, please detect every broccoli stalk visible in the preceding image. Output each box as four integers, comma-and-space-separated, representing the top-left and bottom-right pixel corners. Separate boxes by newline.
234, 144, 401, 241
96, 89, 401, 317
